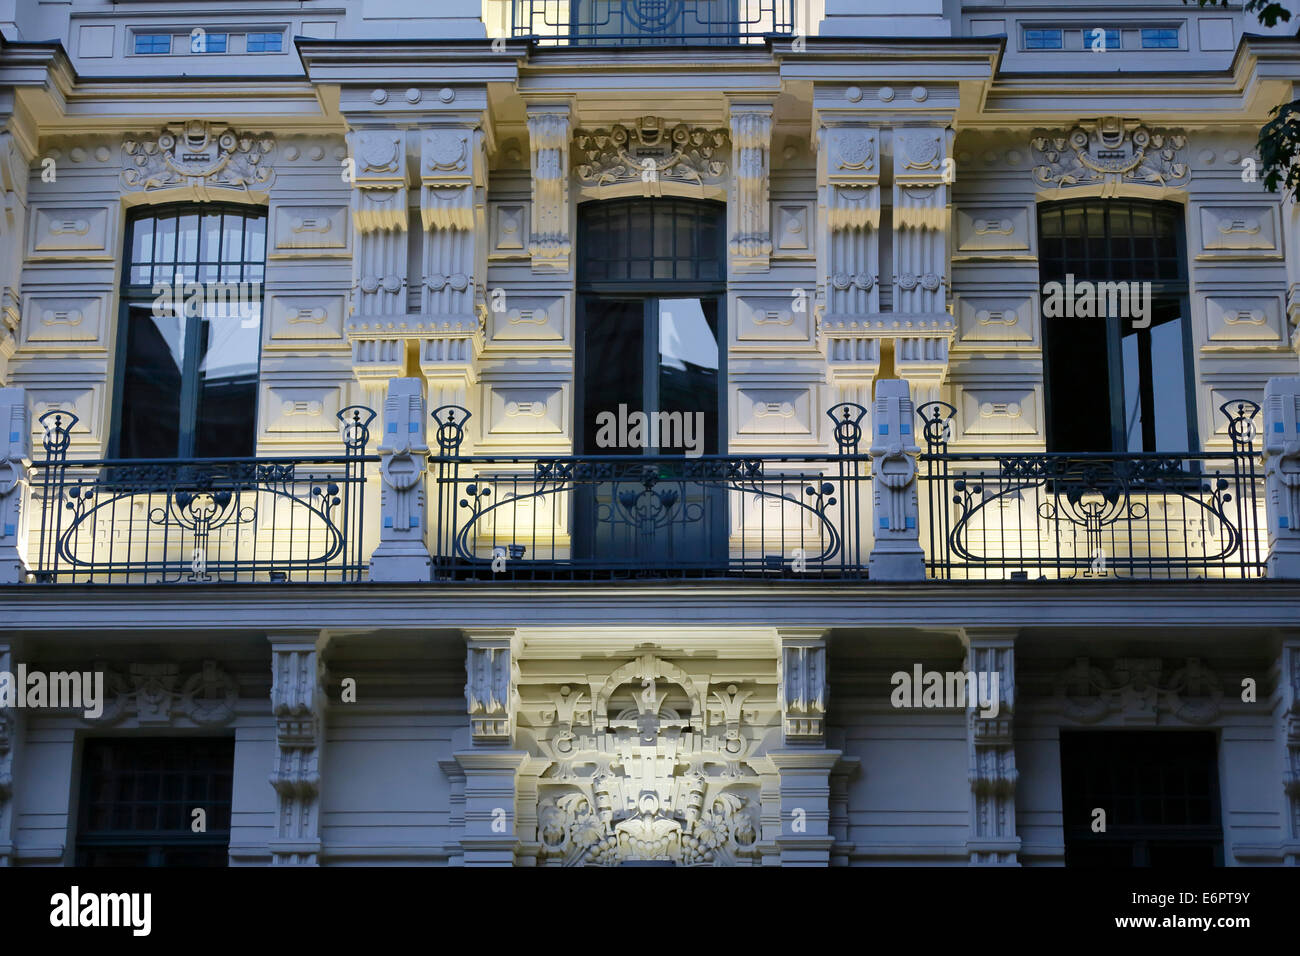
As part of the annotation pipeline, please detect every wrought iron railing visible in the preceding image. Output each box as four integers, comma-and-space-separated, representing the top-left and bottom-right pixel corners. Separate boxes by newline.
30, 407, 377, 584
427, 403, 868, 580
512, 0, 795, 46
916, 400, 1266, 581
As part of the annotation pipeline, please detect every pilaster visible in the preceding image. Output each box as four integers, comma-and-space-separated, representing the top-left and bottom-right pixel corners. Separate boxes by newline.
960, 628, 1019, 866
0, 130, 32, 387
369, 378, 432, 582
868, 379, 925, 580
816, 119, 882, 408
525, 102, 572, 274
1280, 637, 1300, 864
727, 100, 774, 273
268, 630, 330, 865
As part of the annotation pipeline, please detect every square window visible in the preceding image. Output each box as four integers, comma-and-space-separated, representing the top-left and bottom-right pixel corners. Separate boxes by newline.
1086, 28, 1121, 50
192, 32, 228, 53
134, 34, 173, 55
1142, 28, 1179, 49
1024, 29, 1063, 50
247, 33, 283, 53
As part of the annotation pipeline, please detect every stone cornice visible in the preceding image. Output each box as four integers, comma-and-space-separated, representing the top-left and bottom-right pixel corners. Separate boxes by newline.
3, 582, 1300, 632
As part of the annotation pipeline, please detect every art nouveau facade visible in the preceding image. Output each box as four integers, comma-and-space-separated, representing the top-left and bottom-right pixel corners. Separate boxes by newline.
1, 0, 1300, 867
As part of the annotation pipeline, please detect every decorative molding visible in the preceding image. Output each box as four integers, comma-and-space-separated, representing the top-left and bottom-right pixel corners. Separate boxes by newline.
1030, 117, 1189, 192
1052, 656, 1226, 725
534, 652, 762, 866
573, 116, 728, 198
962, 631, 1017, 865
269, 633, 328, 865
868, 381, 924, 580
122, 121, 276, 197
526, 106, 572, 273
466, 630, 519, 743
370, 378, 432, 582
778, 630, 827, 743
79, 660, 239, 727
728, 103, 773, 272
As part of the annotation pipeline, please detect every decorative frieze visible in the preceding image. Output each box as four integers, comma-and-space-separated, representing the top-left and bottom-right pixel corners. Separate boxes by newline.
269, 633, 328, 865
122, 121, 276, 198
77, 660, 240, 727
573, 116, 728, 199
526, 105, 571, 273
1030, 117, 1189, 193
728, 102, 773, 272
1052, 656, 1225, 724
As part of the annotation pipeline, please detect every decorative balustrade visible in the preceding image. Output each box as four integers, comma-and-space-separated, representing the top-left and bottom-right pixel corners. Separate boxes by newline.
512, 0, 795, 46
28, 407, 377, 584
916, 400, 1267, 580
426, 403, 869, 580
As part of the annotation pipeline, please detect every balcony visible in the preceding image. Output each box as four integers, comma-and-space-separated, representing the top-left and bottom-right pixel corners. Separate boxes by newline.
11, 384, 1278, 586
510, 0, 796, 46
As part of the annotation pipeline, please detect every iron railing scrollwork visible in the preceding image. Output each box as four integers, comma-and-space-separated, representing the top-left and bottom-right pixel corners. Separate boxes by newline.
31, 406, 377, 583
917, 399, 1266, 580
512, 0, 795, 46
428, 402, 869, 580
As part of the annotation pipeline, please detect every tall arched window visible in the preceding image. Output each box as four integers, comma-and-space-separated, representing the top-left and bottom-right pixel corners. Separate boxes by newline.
1038, 199, 1195, 453
111, 204, 266, 458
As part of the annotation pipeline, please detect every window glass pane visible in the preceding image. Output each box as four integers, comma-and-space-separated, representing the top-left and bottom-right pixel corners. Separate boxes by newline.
117, 305, 185, 458
1024, 29, 1062, 50
1122, 326, 1143, 452
657, 298, 719, 455
177, 212, 200, 283
581, 300, 644, 454
1141, 28, 1179, 49
194, 298, 261, 458
1149, 308, 1190, 452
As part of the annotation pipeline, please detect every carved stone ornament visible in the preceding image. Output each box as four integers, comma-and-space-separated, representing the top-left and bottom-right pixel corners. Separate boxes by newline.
574, 116, 728, 191
1053, 656, 1224, 725
1031, 117, 1189, 190
534, 654, 762, 866
82, 660, 239, 727
123, 121, 275, 194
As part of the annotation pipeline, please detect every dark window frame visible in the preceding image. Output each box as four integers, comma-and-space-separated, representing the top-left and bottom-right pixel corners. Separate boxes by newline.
110, 202, 267, 459
1060, 730, 1224, 867
575, 197, 728, 456
1037, 198, 1199, 454
75, 736, 235, 867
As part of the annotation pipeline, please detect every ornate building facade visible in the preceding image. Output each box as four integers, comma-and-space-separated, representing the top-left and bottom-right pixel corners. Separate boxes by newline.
1, 0, 1300, 867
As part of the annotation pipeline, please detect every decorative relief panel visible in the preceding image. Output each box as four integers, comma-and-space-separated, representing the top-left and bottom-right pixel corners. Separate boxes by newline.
489, 202, 529, 258
1204, 296, 1285, 344
262, 385, 343, 435
270, 205, 349, 256
957, 387, 1040, 439
955, 295, 1036, 345
734, 295, 815, 344
527, 106, 572, 272
79, 660, 240, 727
484, 293, 568, 347
771, 202, 813, 256
265, 295, 347, 346
574, 116, 728, 198
29, 206, 114, 258
122, 121, 276, 196
1030, 118, 1189, 192
529, 653, 767, 866
1052, 657, 1225, 725
954, 206, 1032, 256
728, 103, 773, 272
487, 386, 565, 436
1197, 206, 1280, 255
736, 388, 812, 436
20, 295, 106, 348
